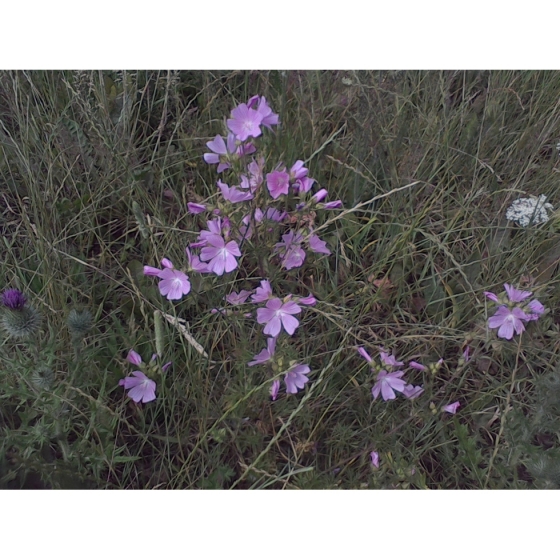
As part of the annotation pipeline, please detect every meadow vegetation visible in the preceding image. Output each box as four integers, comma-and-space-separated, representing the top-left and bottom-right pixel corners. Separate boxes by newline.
2, 70, 560, 489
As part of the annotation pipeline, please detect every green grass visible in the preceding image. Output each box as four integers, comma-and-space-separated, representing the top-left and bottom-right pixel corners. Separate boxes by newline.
2, 70, 560, 489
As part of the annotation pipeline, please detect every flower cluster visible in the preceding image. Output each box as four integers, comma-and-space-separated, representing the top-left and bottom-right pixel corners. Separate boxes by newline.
505, 194, 554, 227
138, 95, 345, 402
228, 280, 316, 399
119, 349, 172, 404
357, 347, 426, 402
143, 95, 342, 302
485, 283, 545, 339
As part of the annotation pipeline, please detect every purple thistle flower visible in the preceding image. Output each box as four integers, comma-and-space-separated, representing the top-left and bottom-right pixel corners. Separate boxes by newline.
225, 290, 252, 305
357, 346, 373, 363
372, 370, 406, 401
256, 298, 301, 337
443, 401, 460, 414
1, 288, 27, 310
266, 170, 291, 199
251, 280, 273, 303
370, 451, 380, 469
199, 234, 241, 276
409, 361, 427, 371
187, 202, 207, 215
308, 234, 331, 255
119, 371, 157, 404
402, 384, 424, 399
504, 283, 533, 303
248, 337, 276, 366
284, 364, 310, 394
227, 103, 263, 142
488, 306, 529, 339
217, 180, 254, 203
270, 379, 280, 401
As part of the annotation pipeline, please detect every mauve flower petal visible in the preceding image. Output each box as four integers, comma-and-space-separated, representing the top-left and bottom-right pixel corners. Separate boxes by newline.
203, 153, 220, 165
207, 135, 227, 154
143, 266, 162, 276
484, 291, 499, 302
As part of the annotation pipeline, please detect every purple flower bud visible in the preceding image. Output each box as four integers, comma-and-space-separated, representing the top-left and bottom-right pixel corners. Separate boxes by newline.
187, 202, 207, 215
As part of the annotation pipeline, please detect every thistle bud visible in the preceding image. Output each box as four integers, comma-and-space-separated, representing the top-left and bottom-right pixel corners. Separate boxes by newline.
1, 305, 42, 339
67, 308, 93, 339
31, 365, 55, 390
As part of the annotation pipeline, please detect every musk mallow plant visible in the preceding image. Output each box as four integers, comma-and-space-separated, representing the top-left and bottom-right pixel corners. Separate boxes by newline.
139, 95, 343, 401
358, 347, 424, 402
484, 283, 545, 340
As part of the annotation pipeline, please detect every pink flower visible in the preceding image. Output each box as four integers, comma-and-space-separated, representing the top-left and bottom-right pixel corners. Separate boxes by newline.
409, 361, 427, 371
127, 349, 143, 366
226, 290, 252, 305
199, 234, 241, 276
266, 170, 290, 199
402, 384, 424, 399
119, 371, 156, 403
203, 134, 236, 173
248, 157, 265, 191
357, 346, 373, 363
308, 234, 331, 255
143, 258, 191, 300
293, 176, 315, 193
158, 267, 191, 300
270, 379, 280, 401
248, 338, 276, 366
526, 299, 545, 321
312, 188, 329, 203
504, 283, 533, 303
247, 95, 279, 130
380, 351, 404, 368
289, 160, 308, 181
443, 401, 460, 414
187, 202, 207, 214
185, 247, 209, 273
299, 294, 317, 306
321, 200, 343, 209
251, 280, 273, 303
370, 451, 380, 469
284, 364, 310, 394
257, 298, 301, 337
217, 180, 254, 203
275, 230, 306, 270
488, 306, 529, 339
483, 290, 500, 302
372, 370, 406, 401
227, 103, 263, 141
